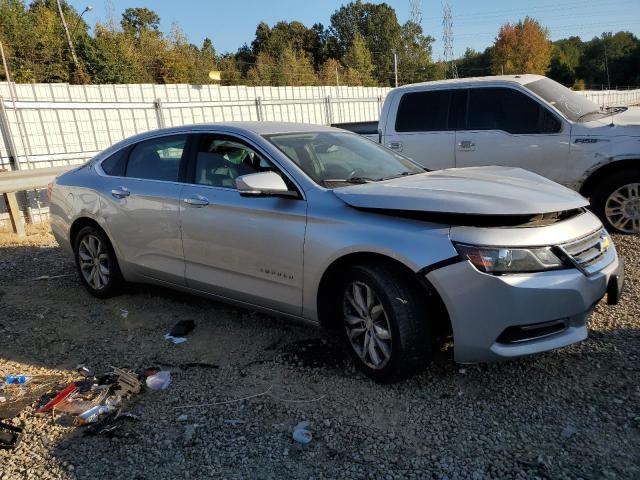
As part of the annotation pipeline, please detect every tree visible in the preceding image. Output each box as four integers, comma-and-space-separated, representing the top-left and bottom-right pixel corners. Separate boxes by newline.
397, 20, 435, 84
318, 58, 342, 86
457, 47, 492, 78
330, 1, 402, 85
576, 32, 639, 88
490, 17, 552, 75
343, 33, 375, 86
121, 7, 160, 38
547, 36, 584, 85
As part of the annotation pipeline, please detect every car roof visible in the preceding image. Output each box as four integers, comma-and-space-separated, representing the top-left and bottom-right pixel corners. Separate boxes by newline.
137, 121, 340, 139
395, 74, 545, 91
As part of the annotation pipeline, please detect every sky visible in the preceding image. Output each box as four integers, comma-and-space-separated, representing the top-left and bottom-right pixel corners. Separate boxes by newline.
67, 0, 640, 58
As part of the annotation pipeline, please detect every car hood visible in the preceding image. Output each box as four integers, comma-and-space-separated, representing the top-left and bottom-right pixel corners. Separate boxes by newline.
332, 166, 589, 216
578, 106, 640, 136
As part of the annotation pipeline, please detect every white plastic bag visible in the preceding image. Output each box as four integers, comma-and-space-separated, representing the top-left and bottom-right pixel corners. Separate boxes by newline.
146, 371, 172, 391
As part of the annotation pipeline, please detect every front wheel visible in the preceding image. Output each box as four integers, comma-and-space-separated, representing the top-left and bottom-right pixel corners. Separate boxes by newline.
591, 170, 640, 234
338, 264, 435, 383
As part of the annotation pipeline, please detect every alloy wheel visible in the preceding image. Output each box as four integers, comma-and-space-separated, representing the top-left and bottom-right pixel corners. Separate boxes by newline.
343, 281, 393, 370
78, 234, 110, 290
605, 183, 640, 233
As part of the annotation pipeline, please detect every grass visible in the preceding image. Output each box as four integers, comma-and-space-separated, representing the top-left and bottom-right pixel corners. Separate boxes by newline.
0, 222, 55, 247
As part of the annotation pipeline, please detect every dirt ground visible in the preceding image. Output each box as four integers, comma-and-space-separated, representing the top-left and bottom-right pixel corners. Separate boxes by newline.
0, 225, 639, 480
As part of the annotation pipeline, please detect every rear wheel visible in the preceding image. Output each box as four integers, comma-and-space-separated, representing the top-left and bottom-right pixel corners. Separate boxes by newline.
591, 170, 640, 234
338, 263, 435, 383
74, 226, 123, 298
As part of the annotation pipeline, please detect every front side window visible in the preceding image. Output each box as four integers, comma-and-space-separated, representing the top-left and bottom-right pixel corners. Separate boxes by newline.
125, 135, 187, 181
193, 134, 278, 189
395, 90, 453, 132
267, 132, 424, 187
468, 87, 550, 134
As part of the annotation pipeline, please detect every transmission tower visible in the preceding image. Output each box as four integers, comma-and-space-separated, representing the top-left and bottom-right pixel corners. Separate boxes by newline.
410, 0, 423, 25
442, 2, 458, 79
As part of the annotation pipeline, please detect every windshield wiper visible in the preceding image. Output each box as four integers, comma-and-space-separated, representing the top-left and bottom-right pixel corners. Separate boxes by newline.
380, 171, 420, 181
323, 176, 376, 185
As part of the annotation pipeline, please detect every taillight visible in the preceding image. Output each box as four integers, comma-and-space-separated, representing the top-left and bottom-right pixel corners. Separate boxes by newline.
47, 182, 53, 201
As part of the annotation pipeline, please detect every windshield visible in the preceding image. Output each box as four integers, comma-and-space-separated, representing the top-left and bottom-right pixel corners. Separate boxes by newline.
523, 77, 609, 122
266, 132, 424, 187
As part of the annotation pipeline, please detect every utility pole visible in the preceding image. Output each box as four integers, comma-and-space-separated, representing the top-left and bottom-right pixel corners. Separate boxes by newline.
55, 0, 80, 70
393, 50, 399, 88
604, 40, 611, 90
442, 2, 458, 79
335, 64, 339, 88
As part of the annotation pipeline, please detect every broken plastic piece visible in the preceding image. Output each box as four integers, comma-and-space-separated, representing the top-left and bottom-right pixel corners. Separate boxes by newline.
111, 367, 141, 397
36, 384, 77, 413
146, 371, 171, 391
292, 421, 312, 444
164, 334, 187, 344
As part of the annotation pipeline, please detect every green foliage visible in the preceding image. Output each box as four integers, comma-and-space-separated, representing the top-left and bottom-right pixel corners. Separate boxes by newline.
330, 1, 403, 85
1, 1, 637, 88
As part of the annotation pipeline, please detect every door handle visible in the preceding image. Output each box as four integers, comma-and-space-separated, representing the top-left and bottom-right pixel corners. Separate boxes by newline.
111, 187, 130, 199
184, 195, 210, 207
457, 140, 476, 151
387, 141, 403, 151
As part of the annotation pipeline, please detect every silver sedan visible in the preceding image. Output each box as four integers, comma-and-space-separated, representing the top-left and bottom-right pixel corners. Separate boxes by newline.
49, 122, 624, 382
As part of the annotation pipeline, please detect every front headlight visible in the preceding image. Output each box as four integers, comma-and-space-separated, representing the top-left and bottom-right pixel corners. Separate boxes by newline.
454, 243, 566, 274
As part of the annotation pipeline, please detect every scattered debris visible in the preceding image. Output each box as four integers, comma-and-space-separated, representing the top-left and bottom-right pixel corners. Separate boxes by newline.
0, 421, 23, 450
36, 383, 77, 413
145, 371, 171, 391
292, 421, 312, 444
169, 320, 196, 337
119, 309, 129, 319
111, 367, 141, 397
31, 274, 70, 281
164, 333, 188, 345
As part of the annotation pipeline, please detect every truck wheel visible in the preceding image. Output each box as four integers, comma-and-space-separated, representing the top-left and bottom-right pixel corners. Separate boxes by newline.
74, 226, 124, 298
338, 263, 434, 383
592, 170, 640, 234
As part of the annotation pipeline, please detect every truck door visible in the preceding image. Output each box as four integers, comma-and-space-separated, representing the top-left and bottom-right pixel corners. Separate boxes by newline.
382, 89, 457, 171
454, 86, 570, 183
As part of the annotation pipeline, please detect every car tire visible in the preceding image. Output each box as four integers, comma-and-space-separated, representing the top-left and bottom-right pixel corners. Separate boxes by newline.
591, 169, 640, 234
74, 226, 124, 298
337, 263, 435, 383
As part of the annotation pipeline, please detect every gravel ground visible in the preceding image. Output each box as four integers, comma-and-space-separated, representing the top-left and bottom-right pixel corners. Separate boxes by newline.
0, 227, 638, 480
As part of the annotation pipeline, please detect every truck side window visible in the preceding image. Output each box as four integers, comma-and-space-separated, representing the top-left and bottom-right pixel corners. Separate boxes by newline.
395, 90, 452, 132
468, 87, 556, 134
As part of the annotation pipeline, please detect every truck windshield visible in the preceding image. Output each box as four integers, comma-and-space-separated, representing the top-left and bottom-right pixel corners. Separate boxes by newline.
266, 132, 424, 187
523, 78, 607, 122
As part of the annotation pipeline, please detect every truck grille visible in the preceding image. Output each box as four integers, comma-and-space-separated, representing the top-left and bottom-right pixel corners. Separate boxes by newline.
560, 228, 612, 275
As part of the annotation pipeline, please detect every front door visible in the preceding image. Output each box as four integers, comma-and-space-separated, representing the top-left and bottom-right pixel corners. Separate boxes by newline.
454, 87, 570, 183
179, 133, 307, 315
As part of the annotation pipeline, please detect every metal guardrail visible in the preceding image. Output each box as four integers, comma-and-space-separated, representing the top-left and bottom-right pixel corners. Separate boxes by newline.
0, 165, 72, 236
0, 165, 72, 194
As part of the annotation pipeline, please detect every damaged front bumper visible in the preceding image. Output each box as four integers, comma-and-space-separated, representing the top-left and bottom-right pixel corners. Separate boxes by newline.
425, 245, 623, 364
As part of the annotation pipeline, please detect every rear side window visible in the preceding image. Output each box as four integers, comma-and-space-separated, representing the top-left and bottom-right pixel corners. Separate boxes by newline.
395, 90, 453, 132
467, 87, 560, 134
125, 135, 187, 182
101, 148, 127, 176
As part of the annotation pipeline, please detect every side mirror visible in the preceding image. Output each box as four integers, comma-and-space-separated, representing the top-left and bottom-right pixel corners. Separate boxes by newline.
235, 171, 297, 198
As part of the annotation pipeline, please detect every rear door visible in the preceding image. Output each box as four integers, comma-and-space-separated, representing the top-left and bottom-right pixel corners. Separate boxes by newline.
454, 86, 570, 182
382, 89, 458, 170
99, 134, 189, 285
179, 133, 307, 315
